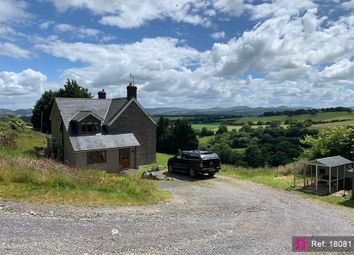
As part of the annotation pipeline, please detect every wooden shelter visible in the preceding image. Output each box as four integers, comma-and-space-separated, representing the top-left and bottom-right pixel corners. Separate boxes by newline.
307, 156, 353, 194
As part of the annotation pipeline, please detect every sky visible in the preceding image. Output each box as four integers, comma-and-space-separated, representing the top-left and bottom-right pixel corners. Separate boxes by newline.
1, 0, 354, 110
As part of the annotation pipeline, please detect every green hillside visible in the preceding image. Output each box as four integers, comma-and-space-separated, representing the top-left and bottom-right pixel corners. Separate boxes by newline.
222, 111, 354, 124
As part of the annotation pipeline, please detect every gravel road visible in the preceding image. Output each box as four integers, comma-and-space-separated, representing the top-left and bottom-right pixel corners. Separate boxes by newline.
1, 173, 354, 255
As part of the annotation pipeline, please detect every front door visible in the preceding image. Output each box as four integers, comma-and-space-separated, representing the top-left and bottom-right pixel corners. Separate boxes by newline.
119, 148, 131, 169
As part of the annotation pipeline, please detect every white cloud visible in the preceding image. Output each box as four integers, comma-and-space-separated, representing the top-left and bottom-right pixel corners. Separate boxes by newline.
47, 0, 259, 29
0, 25, 21, 40
39, 21, 54, 30
0, 69, 49, 109
198, 8, 354, 79
48, 0, 213, 28
212, 0, 244, 16
210, 31, 225, 40
342, 0, 354, 9
0, 69, 47, 98
8, 0, 351, 108
0, 0, 29, 23
320, 59, 354, 81
247, 0, 317, 20
36, 37, 201, 99
55, 23, 103, 38
0, 42, 31, 58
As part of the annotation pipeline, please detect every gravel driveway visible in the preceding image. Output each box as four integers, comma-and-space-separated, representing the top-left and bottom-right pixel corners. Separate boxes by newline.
1, 173, 354, 255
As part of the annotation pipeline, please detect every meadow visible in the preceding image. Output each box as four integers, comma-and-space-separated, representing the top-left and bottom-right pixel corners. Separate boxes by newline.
222, 111, 354, 125
192, 111, 354, 151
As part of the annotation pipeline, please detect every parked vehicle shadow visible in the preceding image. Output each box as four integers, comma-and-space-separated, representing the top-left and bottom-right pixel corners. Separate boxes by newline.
163, 171, 216, 182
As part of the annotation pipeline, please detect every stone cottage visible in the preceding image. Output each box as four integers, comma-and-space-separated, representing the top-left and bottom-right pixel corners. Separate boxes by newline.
48, 83, 156, 171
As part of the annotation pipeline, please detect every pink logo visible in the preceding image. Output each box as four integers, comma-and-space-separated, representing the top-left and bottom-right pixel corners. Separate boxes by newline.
295, 237, 307, 251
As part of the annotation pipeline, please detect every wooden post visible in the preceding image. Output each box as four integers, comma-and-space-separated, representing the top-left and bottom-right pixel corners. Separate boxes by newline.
343, 165, 346, 189
329, 167, 332, 194
352, 163, 354, 199
310, 165, 313, 184
304, 165, 306, 187
315, 165, 318, 191
336, 166, 339, 191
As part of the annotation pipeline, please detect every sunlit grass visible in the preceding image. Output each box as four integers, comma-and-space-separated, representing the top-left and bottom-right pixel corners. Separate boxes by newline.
0, 132, 46, 158
0, 133, 170, 206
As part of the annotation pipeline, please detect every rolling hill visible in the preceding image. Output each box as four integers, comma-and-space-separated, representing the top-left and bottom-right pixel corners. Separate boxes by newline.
146, 106, 309, 116
0, 108, 32, 117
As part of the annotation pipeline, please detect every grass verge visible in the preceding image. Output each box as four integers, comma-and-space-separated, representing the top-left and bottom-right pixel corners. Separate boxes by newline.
0, 134, 170, 206
0, 156, 170, 205
221, 164, 354, 208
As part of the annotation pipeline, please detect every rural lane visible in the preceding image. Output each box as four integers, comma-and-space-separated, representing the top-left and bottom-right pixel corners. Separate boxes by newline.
1, 173, 354, 254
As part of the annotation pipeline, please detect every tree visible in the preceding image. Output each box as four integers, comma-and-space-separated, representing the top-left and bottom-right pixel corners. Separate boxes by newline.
156, 119, 199, 153
244, 143, 265, 167
210, 143, 237, 164
56, 79, 92, 98
156, 117, 170, 152
31, 80, 92, 132
302, 127, 354, 160
169, 119, 199, 153
216, 125, 228, 135
200, 127, 214, 137
31, 90, 56, 133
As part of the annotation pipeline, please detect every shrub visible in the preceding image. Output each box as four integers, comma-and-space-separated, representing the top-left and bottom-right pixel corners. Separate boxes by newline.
0, 131, 17, 150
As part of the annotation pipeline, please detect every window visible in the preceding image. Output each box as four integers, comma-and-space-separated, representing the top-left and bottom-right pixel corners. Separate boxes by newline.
87, 151, 106, 164
80, 121, 101, 134
120, 148, 130, 160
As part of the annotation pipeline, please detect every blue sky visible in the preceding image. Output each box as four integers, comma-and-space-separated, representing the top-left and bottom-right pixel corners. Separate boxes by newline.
1, 0, 354, 110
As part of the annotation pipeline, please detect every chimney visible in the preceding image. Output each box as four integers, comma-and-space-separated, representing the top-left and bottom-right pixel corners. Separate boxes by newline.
98, 89, 106, 99
127, 82, 137, 100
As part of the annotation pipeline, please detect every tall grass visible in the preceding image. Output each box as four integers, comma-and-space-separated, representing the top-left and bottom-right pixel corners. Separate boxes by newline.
0, 132, 46, 158
0, 156, 170, 205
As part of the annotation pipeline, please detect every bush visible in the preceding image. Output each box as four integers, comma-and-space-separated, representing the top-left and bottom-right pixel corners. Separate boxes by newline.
302, 126, 354, 159
200, 127, 214, 137
216, 125, 228, 135
0, 131, 17, 150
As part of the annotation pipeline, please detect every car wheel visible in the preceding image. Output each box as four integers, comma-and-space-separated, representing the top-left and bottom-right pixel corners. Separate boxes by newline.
168, 164, 174, 173
188, 167, 197, 178
208, 172, 215, 177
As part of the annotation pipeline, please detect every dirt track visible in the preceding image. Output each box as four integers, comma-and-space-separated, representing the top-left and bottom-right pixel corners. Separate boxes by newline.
1, 173, 354, 254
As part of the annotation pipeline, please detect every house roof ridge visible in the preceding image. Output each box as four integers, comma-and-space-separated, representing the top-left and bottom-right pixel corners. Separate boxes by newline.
55, 97, 112, 101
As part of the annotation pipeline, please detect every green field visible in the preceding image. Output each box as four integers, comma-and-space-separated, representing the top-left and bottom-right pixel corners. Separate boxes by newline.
223, 111, 354, 124
192, 124, 245, 131
191, 111, 354, 134
311, 120, 354, 129
192, 124, 270, 132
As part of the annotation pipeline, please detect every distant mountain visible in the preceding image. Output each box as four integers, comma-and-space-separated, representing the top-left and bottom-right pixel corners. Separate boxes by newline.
146, 106, 310, 116
0, 108, 32, 117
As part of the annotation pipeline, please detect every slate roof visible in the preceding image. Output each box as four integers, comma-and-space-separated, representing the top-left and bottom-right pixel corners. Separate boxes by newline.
69, 133, 140, 151
104, 98, 128, 124
70, 111, 103, 122
308, 156, 353, 167
53, 97, 155, 151
55, 98, 111, 130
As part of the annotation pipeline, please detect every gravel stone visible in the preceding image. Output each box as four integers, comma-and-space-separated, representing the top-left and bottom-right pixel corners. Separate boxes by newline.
0, 175, 353, 254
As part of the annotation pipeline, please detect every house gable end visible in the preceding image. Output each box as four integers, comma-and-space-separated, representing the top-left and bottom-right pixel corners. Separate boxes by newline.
49, 99, 59, 121
107, 98, 156, 126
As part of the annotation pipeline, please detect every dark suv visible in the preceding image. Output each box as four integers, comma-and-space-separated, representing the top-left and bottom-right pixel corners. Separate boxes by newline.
167, 150, 221, 178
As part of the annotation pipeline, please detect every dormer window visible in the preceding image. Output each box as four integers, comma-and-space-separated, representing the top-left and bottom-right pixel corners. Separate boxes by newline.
70, 111, 103, 135
80, 121, 101, 134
